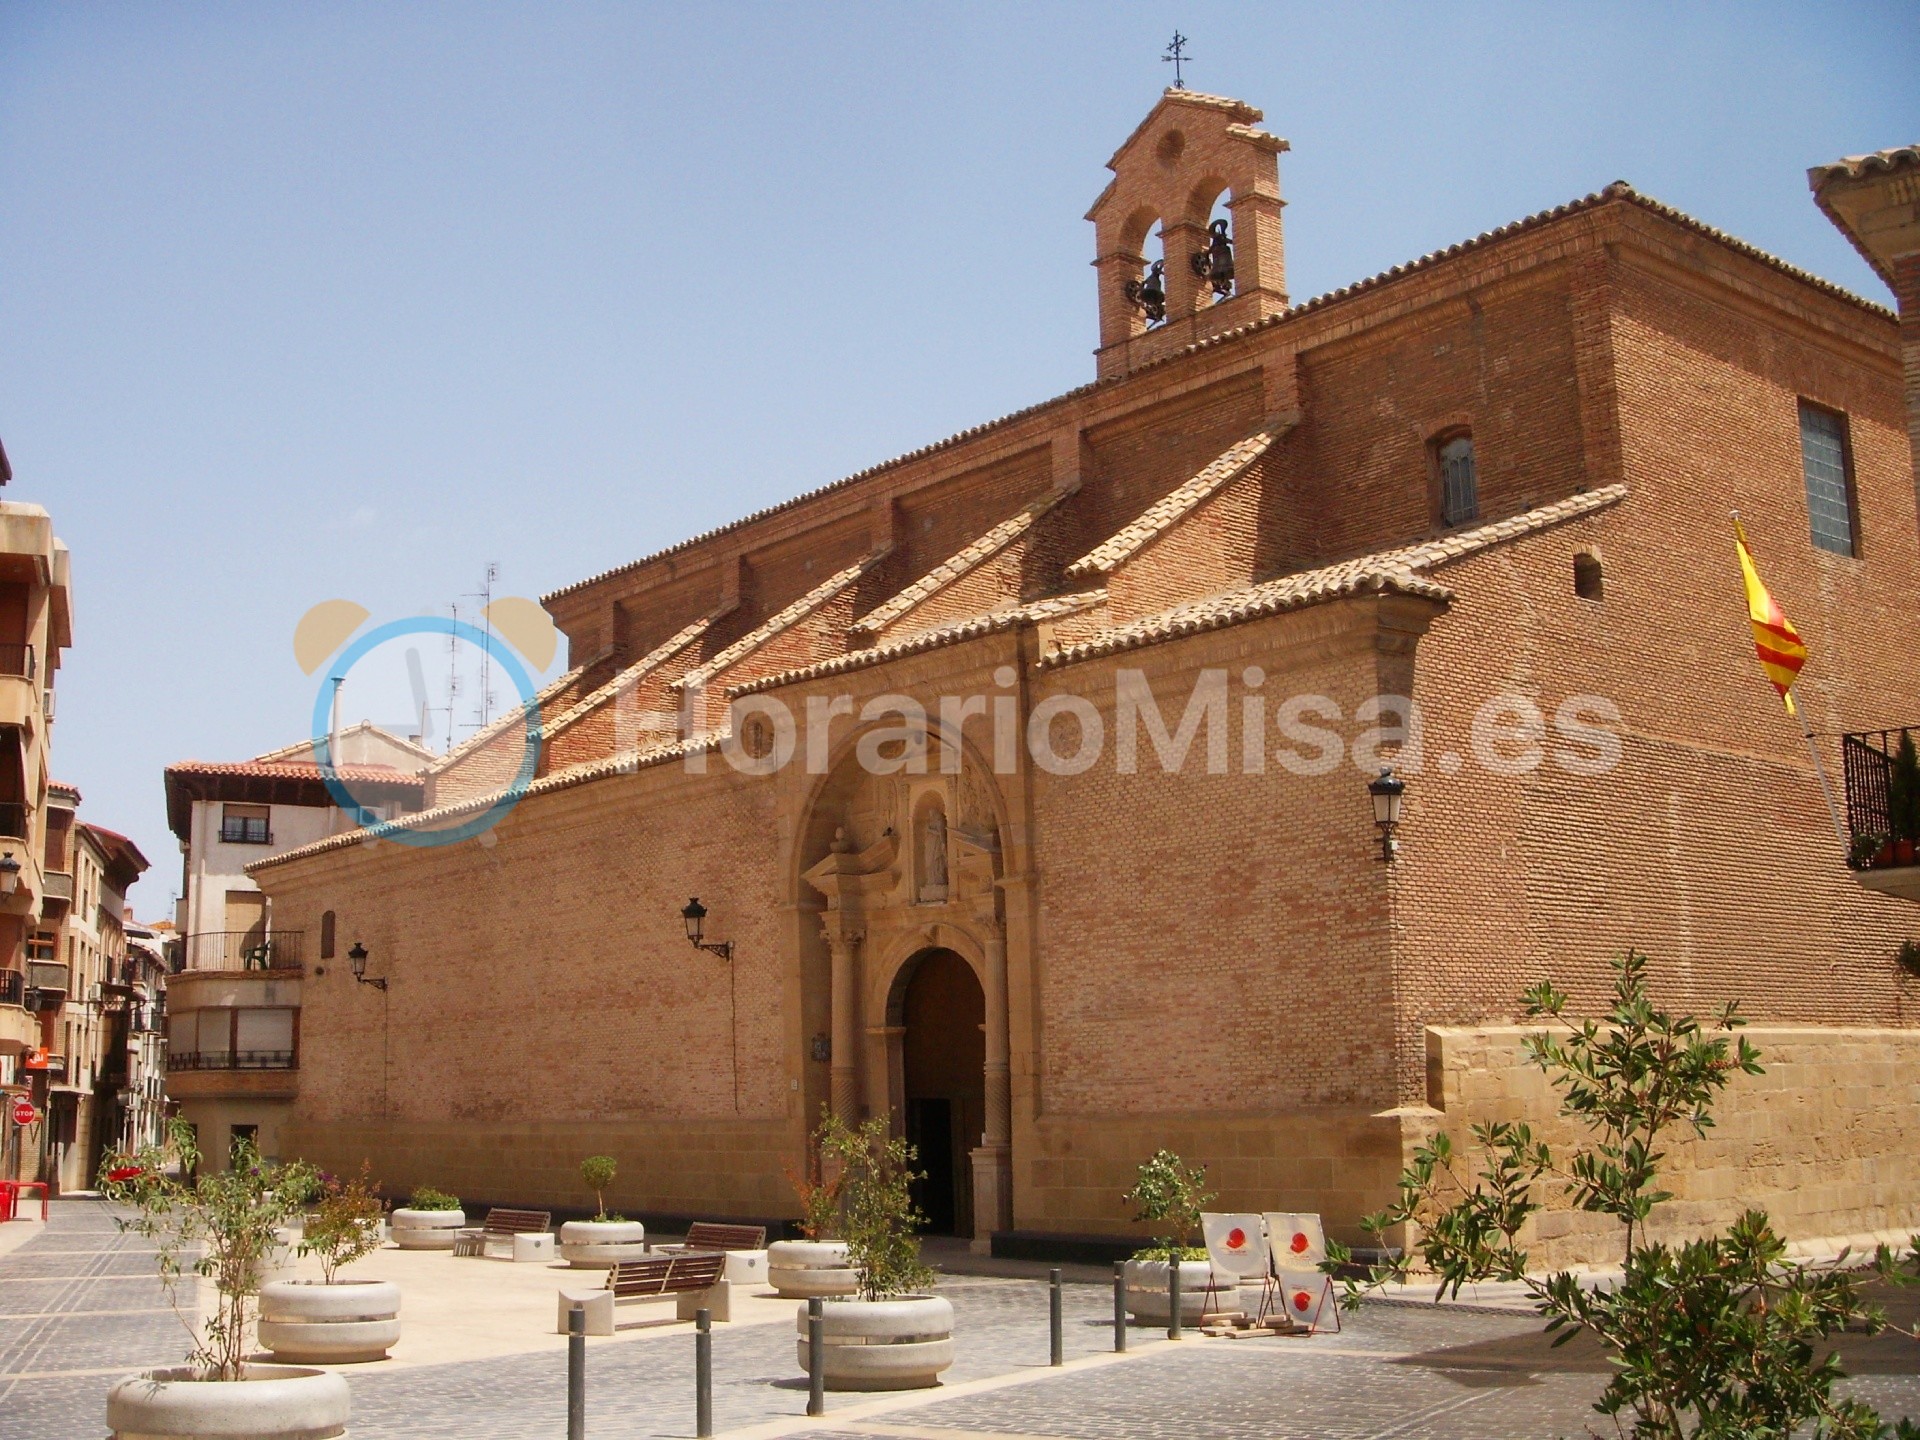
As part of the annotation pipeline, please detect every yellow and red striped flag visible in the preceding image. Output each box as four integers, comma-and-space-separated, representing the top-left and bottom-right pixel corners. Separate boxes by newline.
1734, 518, 1807, 717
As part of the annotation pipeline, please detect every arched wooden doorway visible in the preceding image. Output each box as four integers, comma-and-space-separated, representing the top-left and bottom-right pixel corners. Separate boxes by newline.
894, 948, 985, 1237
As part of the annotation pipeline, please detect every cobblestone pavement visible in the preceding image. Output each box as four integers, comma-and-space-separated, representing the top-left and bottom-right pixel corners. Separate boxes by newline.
7, 1201, 1918, 1439
0, 1199, 198, 1440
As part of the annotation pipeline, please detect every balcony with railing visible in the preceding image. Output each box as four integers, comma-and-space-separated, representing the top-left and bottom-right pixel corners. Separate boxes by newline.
0, 968, 21, 1007
169, 1049, 297, 1071
181, 930, 305, 971
0, 802, 28, 841
1842, 725, 1920, 903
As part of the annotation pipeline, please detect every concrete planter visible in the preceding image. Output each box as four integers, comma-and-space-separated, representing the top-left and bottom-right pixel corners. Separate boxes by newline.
258, 1278, 401, 1363
106, 1364, 350, 1439
1122, 1257, 1224, 1323
794, 1295, 954, 1390
391, 1207, 464, 1250
768, 1239, 858, 1298
558, 1220, 648, 1267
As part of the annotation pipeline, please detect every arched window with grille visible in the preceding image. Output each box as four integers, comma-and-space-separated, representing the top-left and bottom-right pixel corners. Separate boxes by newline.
1433, 432, 1479, 527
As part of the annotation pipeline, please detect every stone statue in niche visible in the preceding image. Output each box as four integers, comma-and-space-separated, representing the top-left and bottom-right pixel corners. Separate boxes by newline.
919, 806, 949, 904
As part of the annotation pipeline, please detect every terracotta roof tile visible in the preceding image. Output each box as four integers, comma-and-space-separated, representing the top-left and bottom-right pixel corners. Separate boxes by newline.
850, 482, 1079, 637
1066, 431, 1277, 579
1808, 145, 1920, 186
164, 759, 424, 787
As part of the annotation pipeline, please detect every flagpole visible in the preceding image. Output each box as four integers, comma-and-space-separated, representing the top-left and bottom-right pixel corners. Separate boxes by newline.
1795, 702, 1849, 854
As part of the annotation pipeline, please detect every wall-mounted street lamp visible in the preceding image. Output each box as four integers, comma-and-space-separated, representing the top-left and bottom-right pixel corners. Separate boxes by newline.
1368, 767, 1407, 863
680, 898, 734, 961
680, 898, 739, 1111
0, 852, 20, 896
347, 941, 387, 990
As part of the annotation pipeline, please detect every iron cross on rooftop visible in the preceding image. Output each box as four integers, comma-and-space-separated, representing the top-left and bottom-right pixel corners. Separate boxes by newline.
1163, 31, 1191, 89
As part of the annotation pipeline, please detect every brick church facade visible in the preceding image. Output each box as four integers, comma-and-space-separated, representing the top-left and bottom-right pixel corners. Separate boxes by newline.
253, 93, 1920, 1263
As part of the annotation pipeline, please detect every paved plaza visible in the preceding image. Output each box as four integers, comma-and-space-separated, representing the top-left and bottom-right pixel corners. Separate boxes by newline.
4, 1201, 1918, 1438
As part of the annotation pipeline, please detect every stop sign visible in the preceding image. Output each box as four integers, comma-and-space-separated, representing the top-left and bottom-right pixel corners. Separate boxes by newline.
10, 1097, 34, 1126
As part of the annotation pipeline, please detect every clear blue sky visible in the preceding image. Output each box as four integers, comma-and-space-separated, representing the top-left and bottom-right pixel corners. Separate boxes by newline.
2, 2, 1914, 915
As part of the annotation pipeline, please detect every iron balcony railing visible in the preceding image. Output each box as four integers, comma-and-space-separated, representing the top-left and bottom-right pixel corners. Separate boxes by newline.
182, 930, 305, 971
0, 969, 21, 1006
0, 802, 27, 840
169, 1049, 297, 1071
219, 816, 272, 844
1842, 725, 1920, 869
0, 644, 35, 682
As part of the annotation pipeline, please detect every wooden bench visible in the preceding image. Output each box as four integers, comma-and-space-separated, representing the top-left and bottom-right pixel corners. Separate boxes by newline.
453, 1207, 552, 1258
666, 1222, 770, 1287
678, 1222, 767, 1252
557, 1251, 730, 1333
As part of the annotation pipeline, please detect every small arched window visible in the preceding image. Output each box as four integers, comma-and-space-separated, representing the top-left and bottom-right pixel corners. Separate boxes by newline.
319, 910, 336, 960
1573, 552, 1604, 601
1434, 433, 1479, 527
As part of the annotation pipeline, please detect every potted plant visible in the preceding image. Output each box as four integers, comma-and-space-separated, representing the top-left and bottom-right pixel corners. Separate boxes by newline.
390, 1184, 464, 1250
792, 1112, 952, 1391
558, 1155, 647, 1267
1120, 1148, 1219, 1325
769, 1116, 857, 1298
1849, 830, 1887, 870
1889, 731, 1920, 865
259, 1162, 401, 1364
99, 1123, 349, 1440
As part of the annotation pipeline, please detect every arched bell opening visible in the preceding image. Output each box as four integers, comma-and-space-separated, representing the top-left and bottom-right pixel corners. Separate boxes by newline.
889, 947, 985, 1238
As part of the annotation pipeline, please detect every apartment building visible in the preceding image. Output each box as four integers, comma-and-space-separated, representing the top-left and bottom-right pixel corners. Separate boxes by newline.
162, 723, 427, 1166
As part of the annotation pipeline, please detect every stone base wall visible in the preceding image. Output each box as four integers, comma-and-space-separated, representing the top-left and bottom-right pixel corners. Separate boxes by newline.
1427, 1024, 1920, 1270
1012, 1107, 1412, 1249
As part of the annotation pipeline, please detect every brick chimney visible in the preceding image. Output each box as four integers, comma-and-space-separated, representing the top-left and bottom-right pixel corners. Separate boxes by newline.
1087, 90, 1290, 381
1811, 145, 1920, 511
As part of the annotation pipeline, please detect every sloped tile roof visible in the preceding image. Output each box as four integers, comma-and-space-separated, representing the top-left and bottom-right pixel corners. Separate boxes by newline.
732, 590, 1109, 696
1042, 484, 1626, 669
1066, 431, 1276, 579
850, 482, 1079, 638
164, 760, 424, 787
672, 552, 888, 693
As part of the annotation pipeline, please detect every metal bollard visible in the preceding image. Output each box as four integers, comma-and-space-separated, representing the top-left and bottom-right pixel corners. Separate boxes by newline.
695, 1307, 713, 1438
806, 1296, 825, 1417
1113, 1261, 1127, 1352
1168, 1257, 1182, 1342
567, 1302, 586, 1440
1049, 1267, 1064, 1366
